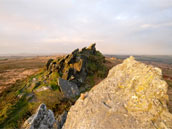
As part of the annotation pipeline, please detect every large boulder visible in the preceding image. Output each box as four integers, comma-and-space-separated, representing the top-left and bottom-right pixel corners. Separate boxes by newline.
63, 56, 172, 129
23, 104, 55, 129
58, 78, 80, 99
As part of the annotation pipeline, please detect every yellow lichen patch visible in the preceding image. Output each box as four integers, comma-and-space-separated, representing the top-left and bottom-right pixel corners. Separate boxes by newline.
147, 103, 152, 111
135, 85, 145, 93
119, 85, 125, 89
73, 59, 83, 72
126, 94, 150, 112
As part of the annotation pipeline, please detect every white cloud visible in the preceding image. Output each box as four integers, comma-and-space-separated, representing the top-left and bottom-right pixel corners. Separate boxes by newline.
0, 0, 172, 55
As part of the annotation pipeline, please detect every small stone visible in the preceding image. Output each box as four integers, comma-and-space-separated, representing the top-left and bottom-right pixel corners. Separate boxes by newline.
80, 93, 86, 100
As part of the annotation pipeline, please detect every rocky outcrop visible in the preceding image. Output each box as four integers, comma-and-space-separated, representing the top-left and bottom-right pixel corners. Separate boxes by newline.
23, 104, 55, 129
58, 78, 80, 98
33, 43, 105, 99
46, 43, 105, 88
22, 44, 108, 129
63, 56, 172, 129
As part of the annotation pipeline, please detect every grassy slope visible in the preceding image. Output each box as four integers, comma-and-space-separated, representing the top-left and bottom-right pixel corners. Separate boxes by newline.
0, 52, 118, 128
0, 57, 50, 128
0, 79, 30, 128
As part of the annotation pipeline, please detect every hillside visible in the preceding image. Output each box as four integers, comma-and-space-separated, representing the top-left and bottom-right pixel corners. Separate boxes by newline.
0, 44, 120, 129
0, 44, 172, 129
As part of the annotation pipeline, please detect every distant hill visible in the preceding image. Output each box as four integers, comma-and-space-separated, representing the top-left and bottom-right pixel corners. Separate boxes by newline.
106, 55, 172, 64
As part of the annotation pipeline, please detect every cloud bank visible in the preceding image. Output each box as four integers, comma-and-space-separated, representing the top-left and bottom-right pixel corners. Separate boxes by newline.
0, 0, 172, 55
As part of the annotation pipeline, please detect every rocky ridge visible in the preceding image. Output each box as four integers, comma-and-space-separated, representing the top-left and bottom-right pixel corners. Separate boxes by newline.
29, 43, 106, 99
63, 56, 172, 129
22, 44, 108, 129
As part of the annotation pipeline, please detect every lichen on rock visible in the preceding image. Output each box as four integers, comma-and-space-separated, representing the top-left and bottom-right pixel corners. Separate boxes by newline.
22, 103, 55, 129
63, 56, 172, 129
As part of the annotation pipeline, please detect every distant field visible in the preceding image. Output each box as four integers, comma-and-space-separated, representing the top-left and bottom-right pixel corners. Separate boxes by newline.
107, 55, 172, 64
0, 56, 59, 93
106, 55, 172, 78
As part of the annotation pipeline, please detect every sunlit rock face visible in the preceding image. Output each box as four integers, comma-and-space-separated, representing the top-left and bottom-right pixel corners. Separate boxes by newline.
63, 56, 172, 129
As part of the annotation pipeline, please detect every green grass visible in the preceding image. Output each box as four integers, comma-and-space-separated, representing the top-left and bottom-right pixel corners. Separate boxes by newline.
85, 51, 108, 87
0, 79, 31, 129
0, 96, 29, 128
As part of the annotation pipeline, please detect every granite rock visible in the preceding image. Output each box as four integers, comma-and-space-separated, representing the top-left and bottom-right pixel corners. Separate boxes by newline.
63, 56, 172, 129
23, 103, 55, 129
58, 78, 80, 99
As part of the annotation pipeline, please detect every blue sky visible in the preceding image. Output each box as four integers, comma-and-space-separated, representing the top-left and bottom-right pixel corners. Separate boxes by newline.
0, 0, 172, 55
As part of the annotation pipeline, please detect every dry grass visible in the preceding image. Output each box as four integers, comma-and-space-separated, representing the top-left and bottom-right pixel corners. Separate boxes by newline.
0, 56, 59, 93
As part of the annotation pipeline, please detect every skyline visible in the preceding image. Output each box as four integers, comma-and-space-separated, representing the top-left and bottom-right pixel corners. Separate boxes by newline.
0, 0, 172, 55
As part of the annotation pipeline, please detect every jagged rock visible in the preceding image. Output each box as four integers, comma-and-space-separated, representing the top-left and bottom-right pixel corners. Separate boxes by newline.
46, 59, 53, 70
87, 43, 96, 54
62, 68, 74, 80
71, 48, 79, 55
23, 104, 55, 129
73, 59, 83, 72
56, 111, 68, 129
58, 78, 80, 99
63, 56, 172, 129
45, 44, 105, 90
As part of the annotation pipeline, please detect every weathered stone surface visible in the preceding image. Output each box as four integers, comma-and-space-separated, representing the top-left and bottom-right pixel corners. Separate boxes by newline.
46, 59, 53, 70
58, 78, 80, 99
23, 103, 55, 129
63, 56, 172, 129
87, 43, 96, 50
71, 48, 79, 55
45, 43, 105, 90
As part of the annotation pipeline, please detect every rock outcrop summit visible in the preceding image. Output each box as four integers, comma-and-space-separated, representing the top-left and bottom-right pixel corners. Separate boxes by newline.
29, 43, 106, 99
63, 56, 172, 129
